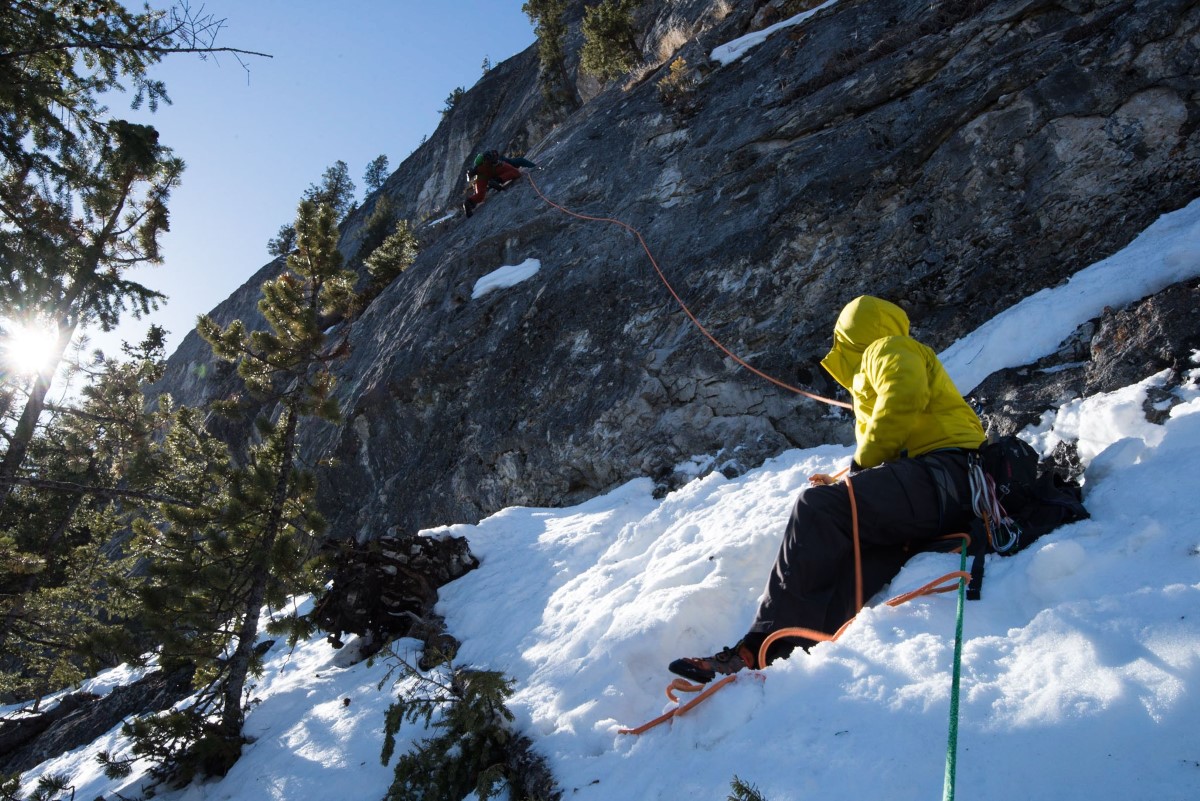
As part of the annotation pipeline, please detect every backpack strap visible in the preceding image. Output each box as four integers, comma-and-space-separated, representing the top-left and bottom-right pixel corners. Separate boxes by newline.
966, 517, 987, 601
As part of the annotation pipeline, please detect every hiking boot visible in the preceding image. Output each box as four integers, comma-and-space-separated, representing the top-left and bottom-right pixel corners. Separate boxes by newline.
668, 641, 757, 684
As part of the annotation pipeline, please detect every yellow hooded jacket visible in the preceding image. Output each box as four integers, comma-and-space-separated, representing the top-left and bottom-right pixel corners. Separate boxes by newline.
819, 296, 985, 468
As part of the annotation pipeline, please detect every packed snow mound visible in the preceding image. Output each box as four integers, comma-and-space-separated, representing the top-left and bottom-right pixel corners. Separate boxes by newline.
939, 196, 1200, 393
472, 258, 541, 299
711, 1, 840, 65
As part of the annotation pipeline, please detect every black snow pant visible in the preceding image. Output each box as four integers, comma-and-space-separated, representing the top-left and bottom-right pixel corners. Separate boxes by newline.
748, 450, 976, 654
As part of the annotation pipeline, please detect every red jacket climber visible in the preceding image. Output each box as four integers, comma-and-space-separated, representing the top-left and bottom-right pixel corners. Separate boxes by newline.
462, 150, 537, 218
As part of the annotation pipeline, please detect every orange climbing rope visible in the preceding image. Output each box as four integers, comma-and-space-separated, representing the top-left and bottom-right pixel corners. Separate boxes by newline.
619, 561, 971, 735
616, 675, 742, 736
524, 172, 852, 410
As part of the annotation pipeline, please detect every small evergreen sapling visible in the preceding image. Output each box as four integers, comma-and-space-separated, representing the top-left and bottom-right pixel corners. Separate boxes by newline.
380, 649, 517, 801
363, 220, 419, 302
729, 776, 770, 801
0, 771, 73, 801
658, 56, 695, 105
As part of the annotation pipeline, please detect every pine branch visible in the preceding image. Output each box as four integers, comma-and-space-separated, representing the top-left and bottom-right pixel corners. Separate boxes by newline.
42, 402, 143, 427
8, 475, 199, 507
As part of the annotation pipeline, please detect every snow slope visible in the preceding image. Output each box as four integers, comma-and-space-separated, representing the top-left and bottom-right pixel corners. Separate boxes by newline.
8, 206, 1200, 800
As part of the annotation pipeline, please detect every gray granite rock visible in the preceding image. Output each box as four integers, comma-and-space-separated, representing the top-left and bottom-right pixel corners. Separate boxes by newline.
154, 0, 1200, 542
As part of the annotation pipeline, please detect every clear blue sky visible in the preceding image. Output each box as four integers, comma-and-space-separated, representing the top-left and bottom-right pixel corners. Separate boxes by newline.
100, 2, 535, 357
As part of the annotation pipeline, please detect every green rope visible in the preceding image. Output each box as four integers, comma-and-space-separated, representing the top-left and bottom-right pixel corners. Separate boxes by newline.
942, 537, 969, 801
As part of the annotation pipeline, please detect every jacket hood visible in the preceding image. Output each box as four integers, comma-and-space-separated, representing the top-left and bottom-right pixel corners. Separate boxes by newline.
820, 296, 911, 389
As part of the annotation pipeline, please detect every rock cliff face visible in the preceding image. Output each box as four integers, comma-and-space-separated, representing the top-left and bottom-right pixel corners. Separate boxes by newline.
155, 0, 1200, 542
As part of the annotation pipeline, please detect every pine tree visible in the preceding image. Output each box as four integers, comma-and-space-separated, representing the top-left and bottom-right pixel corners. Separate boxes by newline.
359, 195, 398, 260
521, 0, 574, 107
352, 197, 418, 309
0, 1, 265, 508
266, 223, 297, 258
363, 220, 419, 302
124, 199, 356, 783
199, 198, 355, 744
303, 160, 356, 220
0, 329, 177, 700
0, 120, 182, 509
580, 0, 644, 82
364, 154, 390, 194
442, 87, 467, 117
0, 2, 263, 173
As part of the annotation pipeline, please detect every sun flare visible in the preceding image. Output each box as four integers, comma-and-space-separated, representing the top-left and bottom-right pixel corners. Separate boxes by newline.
2, 320, 62, 377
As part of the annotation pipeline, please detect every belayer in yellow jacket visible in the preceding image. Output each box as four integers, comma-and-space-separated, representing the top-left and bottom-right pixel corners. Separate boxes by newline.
820, 295, 985, 468
670, 296, 986, 684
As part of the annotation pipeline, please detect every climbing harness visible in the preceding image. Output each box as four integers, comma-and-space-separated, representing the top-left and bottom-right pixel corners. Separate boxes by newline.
524, 172, 852, 410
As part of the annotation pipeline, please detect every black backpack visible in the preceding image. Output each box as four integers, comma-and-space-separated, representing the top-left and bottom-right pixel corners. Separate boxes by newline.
965, 435, 1089, 599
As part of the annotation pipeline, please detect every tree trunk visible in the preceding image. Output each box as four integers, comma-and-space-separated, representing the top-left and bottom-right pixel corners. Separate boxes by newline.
217, 408, 297, 740
0, 323, 75, 508
0, 164, 140, 509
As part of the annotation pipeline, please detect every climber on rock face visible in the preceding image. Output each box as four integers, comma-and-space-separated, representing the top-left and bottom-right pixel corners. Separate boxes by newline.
462, 149, 538, 218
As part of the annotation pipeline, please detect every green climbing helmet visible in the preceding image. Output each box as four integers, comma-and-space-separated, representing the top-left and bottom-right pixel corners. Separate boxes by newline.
473, 153, 485, 167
